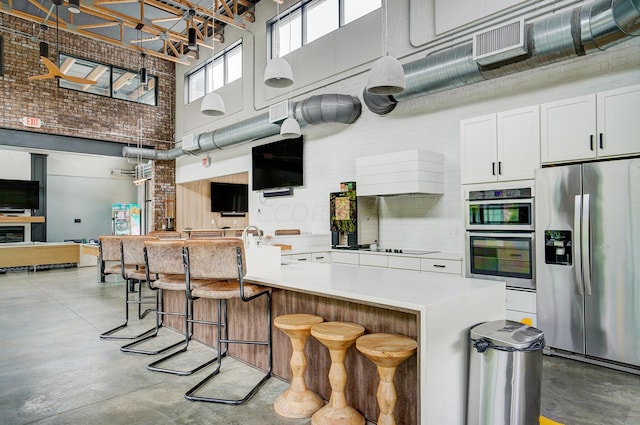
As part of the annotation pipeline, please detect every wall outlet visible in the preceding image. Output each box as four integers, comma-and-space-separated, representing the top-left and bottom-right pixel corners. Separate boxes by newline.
74, 218, 81, 223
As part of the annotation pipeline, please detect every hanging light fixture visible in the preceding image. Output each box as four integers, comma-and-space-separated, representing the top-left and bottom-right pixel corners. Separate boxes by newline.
264, 2, 293, 88
365, 0, 405, 95
68, 0, 81, 14
280, 116, 301, 138
200, 11, 225, 116
140, 52, 147, 85
188, 27, 197, 51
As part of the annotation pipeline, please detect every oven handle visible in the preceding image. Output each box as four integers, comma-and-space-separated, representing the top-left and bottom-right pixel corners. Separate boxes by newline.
466, 231, 535, 239
466, 198, 534, 206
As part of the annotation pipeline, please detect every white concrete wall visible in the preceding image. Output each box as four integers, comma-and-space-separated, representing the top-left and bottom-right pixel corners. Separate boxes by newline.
174, 0, 640, 251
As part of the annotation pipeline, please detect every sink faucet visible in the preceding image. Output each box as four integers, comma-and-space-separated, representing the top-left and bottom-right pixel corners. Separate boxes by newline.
242, 225, 262, 246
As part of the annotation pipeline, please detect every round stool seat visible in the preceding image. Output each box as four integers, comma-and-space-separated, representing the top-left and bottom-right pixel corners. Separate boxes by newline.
356, 333, 417, 425
275, 313, 324, 332
274, 314, 325, 418
311, 322, 365, 425
311, 321, 365, 349
356, 333, 417, 367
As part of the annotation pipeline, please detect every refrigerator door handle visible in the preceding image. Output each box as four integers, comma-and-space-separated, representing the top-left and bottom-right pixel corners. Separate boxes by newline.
574, 195, 584, 295
582, 194, 592, 296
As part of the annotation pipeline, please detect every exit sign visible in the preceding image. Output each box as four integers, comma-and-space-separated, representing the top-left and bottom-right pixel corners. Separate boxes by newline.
22, 117, 42, 128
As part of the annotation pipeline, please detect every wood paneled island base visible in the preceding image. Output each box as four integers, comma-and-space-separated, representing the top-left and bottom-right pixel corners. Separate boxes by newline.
163, 262, 505, 425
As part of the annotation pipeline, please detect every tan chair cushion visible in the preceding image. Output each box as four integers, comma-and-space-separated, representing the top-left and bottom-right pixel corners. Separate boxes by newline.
184, 239, 246, 279
144, 240, 185, 275
190, 280, 270, 300
99, 236, 122, 262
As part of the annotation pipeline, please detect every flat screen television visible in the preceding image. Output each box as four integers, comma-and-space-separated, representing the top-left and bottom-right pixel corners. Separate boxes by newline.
252, 136, 303, 191
210, 182, 248, 214
0, 179, 40, 210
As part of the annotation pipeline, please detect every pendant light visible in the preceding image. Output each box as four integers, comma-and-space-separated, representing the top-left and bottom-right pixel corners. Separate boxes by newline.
279, 19, 300, 139
365, 0, 405, 95
68, 0, 80, 14
264, 2, 293, 88
200, 11, 225, 116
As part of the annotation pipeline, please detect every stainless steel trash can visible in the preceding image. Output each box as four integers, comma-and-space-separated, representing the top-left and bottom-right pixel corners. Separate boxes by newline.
467, 320, 545, 425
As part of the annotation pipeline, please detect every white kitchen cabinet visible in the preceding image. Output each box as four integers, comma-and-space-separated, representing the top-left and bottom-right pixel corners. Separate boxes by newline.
290, 253, 312, 263
359, 253, 388, 268
311, 252, 331, 263
420, 258, 462, 275
331, 251, 359, 265
541, 84, 640, 164
506, 288, 537, 326
388, 256, 421, 271
461, 105, 540, 184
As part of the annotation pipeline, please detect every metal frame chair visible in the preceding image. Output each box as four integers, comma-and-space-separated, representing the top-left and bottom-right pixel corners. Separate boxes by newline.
99, 235, 158, 340
182, 238, 272, 405
126, 240, 217, 374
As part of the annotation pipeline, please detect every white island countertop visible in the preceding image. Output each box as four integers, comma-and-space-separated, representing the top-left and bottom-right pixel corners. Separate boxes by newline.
246, 262, 506, 425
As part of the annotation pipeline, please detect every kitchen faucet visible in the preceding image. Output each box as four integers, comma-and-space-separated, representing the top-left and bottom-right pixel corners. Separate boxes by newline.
242, 225, 263, 246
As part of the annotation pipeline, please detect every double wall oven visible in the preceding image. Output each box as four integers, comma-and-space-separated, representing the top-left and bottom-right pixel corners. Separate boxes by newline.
465, 187, 535, 290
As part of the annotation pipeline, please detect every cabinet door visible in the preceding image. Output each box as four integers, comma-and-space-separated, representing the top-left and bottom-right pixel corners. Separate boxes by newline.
461, 114, 498, 184
331, 251, 359, 265
541, 95, 597, 163
596, 84, 640, 159
290, 253, 312, 263
496, 106, 540, 181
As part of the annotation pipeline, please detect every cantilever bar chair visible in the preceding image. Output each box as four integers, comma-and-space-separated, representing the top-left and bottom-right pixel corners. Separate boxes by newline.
182, 238, 272, 405
99, 235, 157, 340
129, 240, 217, 374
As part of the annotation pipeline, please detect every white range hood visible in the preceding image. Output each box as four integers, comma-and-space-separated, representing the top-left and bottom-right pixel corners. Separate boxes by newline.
355, 149, 444, 196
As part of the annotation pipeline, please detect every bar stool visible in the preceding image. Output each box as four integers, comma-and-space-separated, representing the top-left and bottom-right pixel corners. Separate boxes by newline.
97, 235, 123, 283
183, 238, 272, 405
355, 333, 417, 425
274, 313, 324, 418
310, 321, 365, 425
127, 240, 217, 375
99, 235, 158, 340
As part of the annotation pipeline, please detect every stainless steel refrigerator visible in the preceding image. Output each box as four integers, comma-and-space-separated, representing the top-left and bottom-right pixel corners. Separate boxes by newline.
535, 158, 640, 369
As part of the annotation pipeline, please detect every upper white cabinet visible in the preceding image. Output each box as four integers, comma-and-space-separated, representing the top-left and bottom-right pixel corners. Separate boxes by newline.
461, 105, 540, 184
541, 84, 640, 164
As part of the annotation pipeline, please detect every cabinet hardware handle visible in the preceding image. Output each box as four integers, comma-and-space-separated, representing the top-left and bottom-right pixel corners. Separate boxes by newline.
492, 162, 496, 176
297, 258, 307, 261
315, 256, 324, 260
433, 264, 446, 268
599, 133, 603, 149
590, 135, 594, 151
498, 162, 502, 175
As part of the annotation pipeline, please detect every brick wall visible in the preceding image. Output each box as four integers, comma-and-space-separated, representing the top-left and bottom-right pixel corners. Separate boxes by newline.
0, 12, 177, 231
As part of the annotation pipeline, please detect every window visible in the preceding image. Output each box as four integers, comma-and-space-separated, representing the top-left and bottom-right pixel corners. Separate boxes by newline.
58, 53, 158, 106
185, 42, 243, 104
269, 0, 381, 58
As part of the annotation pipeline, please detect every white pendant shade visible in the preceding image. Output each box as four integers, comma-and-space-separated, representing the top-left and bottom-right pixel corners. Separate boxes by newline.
366, 55, 406, 95
200, 92, 225, 116
280, 117, 301, 139
264, 57, 294, 88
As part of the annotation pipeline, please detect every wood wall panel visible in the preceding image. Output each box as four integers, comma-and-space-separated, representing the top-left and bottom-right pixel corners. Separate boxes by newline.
162, 287, 419, 424
176, 172, 249, 233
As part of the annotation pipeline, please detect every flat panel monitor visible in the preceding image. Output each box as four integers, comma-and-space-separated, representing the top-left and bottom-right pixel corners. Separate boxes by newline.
252, 136, 303, 191
210, 182, 248, 213
0, 179, 40, 210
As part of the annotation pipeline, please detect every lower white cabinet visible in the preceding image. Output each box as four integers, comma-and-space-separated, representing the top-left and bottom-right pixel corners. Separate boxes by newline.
421, 258, 462, 275
506, 289, 537, 326
331, 251, 359, 265
359, 253, 388, 268
311, 252, 331, 263
388, 256, 421, 271
290, 253, 312, 262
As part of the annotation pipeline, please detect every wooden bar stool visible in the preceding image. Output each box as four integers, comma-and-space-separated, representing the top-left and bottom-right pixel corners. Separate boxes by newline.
274, 314, 324, 418
356, 333, 417, 425
311, 321, 365, 425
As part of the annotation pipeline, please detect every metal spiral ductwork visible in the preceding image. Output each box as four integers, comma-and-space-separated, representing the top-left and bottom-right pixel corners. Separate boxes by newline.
364, 0, 640, 115
122, 94, 362, 160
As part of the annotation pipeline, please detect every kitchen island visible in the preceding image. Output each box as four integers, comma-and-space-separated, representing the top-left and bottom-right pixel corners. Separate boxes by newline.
163, 261, 505, 424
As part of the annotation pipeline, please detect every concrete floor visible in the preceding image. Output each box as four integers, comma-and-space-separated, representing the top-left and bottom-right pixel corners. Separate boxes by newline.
1, 266, 639, 425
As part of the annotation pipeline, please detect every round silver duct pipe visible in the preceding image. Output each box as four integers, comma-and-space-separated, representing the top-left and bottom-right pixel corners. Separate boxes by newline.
122, 94, 361, 161
364, 0, 640, 115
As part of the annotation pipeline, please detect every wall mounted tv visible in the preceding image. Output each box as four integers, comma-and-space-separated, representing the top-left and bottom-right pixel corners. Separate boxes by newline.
210, 182, 248, 215
0, 179, 40, 211
252, 136, 303, 191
